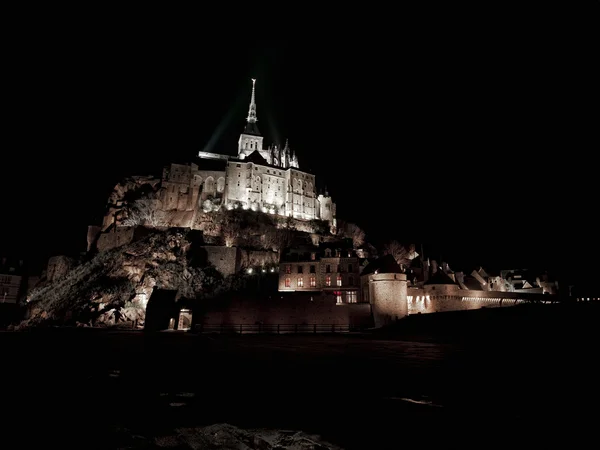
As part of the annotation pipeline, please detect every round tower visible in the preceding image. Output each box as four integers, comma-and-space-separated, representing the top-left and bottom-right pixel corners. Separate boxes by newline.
369, 273, 408, 328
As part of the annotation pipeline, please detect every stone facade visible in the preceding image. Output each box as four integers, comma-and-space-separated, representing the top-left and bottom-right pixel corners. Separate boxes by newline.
278, 244, 362, 304
0, 273, 22, 304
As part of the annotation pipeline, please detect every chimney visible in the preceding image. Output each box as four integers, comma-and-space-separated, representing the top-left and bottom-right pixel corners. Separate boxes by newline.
442, 262, 449, 273
431, 260, 438, 274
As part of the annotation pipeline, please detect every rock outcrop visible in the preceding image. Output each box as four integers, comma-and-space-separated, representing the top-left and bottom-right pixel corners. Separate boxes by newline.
21, 228, 224, 329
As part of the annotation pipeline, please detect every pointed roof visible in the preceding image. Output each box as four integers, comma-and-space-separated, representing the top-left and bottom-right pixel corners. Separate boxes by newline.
243, 121, 261, 136
243, 78, 261, 136
424, 270, 460, 286
244, 150, 268, 165
361, 254, 403, 277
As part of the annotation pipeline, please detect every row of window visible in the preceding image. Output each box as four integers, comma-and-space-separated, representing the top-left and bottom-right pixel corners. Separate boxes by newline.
285, 264, 355, 274
284, 275, 355, 287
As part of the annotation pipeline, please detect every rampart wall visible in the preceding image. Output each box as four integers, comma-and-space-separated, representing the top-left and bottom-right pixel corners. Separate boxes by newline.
407, 288, 551, 314
199, 294, 371, 329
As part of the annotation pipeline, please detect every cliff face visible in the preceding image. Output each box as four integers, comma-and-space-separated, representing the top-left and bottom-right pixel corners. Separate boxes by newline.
102, 175, 162, 231
21, 228, 224, 329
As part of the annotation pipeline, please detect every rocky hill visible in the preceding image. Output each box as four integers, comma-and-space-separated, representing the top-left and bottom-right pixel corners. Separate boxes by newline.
20, 228, 229, 329
19, 214, 353, 329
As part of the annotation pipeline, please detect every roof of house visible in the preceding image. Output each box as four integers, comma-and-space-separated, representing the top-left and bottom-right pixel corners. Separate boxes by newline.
360, 254, 403, 277
424, 270, 460, 286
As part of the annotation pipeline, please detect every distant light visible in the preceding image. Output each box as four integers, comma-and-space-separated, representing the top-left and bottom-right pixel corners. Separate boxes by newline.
247, 268, 253, 274
270, 267, 275, 272
262, 268, 266, 273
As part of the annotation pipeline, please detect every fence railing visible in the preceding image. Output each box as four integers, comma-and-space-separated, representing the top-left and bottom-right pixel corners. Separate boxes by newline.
194, 323, 354, 334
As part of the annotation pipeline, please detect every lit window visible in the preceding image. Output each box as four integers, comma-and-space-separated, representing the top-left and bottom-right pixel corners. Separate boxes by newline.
325, 276, 331, 286
336, 292, 343, 304
337, 275, 342, 286
310, 277, 316, 287
285, 278, 290, 288
346, 291, 358, 303
297, 277, 304, 287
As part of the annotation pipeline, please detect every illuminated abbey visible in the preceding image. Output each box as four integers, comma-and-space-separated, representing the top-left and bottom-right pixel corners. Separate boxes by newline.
97, 79, 337, 243
193, 79, 336, 224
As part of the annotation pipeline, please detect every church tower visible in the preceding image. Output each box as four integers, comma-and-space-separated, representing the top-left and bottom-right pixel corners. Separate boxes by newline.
238, 79, 267, 161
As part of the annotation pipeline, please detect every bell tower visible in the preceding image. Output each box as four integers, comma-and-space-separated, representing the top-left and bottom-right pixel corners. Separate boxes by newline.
238, 78, 266, 160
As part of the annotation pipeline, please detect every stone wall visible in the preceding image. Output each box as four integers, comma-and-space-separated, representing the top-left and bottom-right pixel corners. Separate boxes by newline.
87, 226, 102, 252
407, 288, 550, 315
96, 227, 137, 252
46, 256, 77, 282
237, 249, 279, 269
201, 246, 238, 276
200, 246, 279, 276
199, 293, 372, 330
365, 274, 557, 328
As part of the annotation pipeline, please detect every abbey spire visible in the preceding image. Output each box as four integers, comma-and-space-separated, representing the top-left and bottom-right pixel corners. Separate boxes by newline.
242, 78, 261, 137
246, 78, 257, 124
238, 78, 265, 159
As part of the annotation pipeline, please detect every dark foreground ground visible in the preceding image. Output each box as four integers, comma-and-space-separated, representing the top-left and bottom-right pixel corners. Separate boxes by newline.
2, 303, 600, 449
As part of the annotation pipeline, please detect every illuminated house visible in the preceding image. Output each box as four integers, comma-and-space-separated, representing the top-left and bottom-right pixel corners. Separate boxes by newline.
278, 241, 363, 304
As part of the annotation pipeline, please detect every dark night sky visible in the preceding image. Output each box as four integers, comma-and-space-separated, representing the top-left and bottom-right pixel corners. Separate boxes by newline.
1, 8, 598, 282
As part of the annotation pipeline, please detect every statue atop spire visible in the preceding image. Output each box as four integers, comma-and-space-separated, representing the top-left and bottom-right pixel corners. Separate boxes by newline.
242, 78, 261, 137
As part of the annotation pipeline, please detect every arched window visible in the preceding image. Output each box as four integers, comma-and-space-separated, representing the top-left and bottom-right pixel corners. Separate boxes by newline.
216, 177, 225, 193
204, 176, 215, 193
